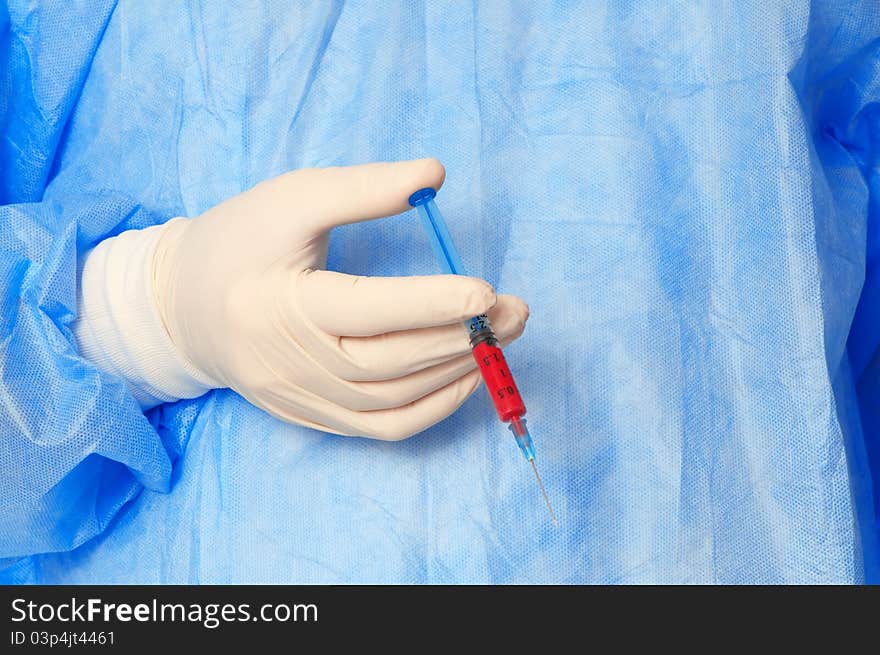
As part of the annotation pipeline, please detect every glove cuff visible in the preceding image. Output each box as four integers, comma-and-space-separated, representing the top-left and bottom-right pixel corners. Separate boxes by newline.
73, 222, 219, 408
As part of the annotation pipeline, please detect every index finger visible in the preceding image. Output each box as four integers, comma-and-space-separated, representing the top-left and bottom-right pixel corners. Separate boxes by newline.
296, 269, 496, 336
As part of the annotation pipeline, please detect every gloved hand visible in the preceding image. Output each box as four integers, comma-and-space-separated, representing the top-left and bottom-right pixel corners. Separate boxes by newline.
74, 159, 529, 440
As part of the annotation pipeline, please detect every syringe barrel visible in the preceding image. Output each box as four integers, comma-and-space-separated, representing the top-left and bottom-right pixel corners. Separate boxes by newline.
472, 340, 526, 422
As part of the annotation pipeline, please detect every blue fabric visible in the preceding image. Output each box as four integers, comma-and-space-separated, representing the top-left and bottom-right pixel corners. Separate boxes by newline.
1, 0, 878, 584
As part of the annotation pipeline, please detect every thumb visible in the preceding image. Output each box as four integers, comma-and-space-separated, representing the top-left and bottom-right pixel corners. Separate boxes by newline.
264, 158, 446, 234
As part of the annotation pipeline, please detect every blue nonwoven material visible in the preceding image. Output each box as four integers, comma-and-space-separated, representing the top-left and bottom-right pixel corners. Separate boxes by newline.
1, 1, 878, 583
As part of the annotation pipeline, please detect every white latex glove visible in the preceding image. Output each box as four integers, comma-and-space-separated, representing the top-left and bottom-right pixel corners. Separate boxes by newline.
74, 159, 529, 440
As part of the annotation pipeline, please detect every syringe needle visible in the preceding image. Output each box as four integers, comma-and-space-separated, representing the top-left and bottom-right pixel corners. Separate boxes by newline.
530, 459, 558, 527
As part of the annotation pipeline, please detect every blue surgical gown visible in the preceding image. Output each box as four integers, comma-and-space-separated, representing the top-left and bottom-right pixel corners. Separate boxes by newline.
1, 0, 878, 584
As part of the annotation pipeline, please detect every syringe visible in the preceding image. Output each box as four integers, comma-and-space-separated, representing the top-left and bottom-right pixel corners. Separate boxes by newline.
408, 188, 557, 526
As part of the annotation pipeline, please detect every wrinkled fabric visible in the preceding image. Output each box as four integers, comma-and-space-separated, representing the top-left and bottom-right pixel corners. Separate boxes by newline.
1, 0, 878, 583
